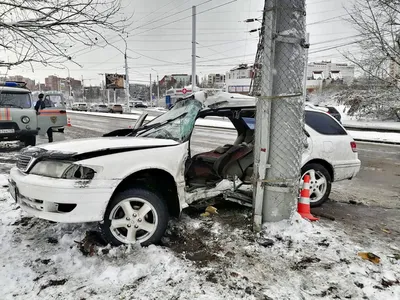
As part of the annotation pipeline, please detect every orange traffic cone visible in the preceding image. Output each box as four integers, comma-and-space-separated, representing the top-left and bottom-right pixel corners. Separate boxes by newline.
298, 175, 319, 221
67, 117, 72, 127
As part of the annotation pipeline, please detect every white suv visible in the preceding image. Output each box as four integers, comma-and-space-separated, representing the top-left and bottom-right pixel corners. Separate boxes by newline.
8, 92, 360, 246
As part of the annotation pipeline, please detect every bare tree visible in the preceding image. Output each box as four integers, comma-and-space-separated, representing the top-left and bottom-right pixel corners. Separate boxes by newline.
345, 0, 400, 87
0, 0, 130, 69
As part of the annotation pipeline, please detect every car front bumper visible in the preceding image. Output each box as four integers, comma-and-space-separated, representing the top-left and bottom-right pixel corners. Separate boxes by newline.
9, 167, 119, 223
0, 129, 38, 141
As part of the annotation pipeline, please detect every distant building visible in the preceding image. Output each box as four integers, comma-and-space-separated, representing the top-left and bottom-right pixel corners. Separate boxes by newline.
307, 61, 355, 83
6, 75, 35, 90
159, 74, 198, 88
207, 73, 225, 88
225, 64, 254, 94
44, 75, 81, 94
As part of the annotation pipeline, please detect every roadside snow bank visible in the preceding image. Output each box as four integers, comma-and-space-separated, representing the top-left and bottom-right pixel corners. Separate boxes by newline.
1, 182, 399, 299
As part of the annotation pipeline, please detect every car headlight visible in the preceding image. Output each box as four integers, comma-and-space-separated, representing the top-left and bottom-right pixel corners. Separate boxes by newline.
21, 116, 30, 124
30, 161, 96, 179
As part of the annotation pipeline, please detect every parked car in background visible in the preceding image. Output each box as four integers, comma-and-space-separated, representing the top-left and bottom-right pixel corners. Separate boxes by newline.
9, 92, 360, 247
305, 103, 342, 123
108, 104, 123, 114
132, 101, 148, 108
89, 104, 97, 112
90, 104, 109, 113
325, 106, 342, 123
72, 102, 88, 111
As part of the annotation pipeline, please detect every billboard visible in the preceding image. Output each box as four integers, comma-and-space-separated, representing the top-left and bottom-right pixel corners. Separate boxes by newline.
105, 73, 126, 89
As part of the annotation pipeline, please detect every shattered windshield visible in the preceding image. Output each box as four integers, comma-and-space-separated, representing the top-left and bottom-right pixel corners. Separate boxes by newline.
138, 98, 202, 142
0, 92, 32, 108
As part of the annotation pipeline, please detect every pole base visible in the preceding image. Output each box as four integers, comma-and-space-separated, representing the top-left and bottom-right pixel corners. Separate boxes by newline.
298, 212, 319, 222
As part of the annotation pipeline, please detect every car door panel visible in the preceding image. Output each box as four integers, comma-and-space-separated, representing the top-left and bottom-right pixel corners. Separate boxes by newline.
37, 96, 67, 135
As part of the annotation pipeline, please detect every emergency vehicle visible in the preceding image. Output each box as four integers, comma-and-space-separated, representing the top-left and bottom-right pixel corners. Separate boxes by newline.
0, 82, 67, 146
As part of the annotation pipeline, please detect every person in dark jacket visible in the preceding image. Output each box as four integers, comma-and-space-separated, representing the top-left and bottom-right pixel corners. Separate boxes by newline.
34, 93, 53, 143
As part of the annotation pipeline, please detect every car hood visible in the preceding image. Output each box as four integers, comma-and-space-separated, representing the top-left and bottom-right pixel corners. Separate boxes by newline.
33, 137, 179, 155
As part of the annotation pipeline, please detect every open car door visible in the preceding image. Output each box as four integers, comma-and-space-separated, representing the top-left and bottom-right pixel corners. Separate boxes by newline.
37, 95, 67, 135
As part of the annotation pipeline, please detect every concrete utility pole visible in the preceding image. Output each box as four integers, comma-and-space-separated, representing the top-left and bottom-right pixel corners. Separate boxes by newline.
114, 89, 116, 103
192, 5, 196, 90
253, 0, 306, 229
107, 89, 110, 105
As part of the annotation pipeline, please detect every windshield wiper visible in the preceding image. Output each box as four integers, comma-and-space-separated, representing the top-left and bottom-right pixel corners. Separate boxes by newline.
0, 103, 23, 109
136, 112, 188, 136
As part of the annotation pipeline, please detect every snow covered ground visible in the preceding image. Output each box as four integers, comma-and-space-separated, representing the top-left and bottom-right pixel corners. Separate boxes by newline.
1, 173, 399, 300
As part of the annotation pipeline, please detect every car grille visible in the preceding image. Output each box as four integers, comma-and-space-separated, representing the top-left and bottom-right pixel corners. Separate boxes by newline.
16, 154, 33, 172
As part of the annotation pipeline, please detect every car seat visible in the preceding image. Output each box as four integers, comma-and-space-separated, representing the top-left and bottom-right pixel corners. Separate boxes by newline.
212, 143, 253, 180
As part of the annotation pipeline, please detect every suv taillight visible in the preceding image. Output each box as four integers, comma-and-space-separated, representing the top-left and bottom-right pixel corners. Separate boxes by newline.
350, 141, 357, 152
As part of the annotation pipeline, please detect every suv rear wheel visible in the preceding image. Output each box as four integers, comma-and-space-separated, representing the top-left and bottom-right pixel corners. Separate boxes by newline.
23, 135, 36, 147
100, 188, 169, 246
301, 163, 331, 207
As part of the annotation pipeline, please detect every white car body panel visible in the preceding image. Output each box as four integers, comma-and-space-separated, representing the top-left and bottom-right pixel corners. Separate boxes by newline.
303, 122, 360, 181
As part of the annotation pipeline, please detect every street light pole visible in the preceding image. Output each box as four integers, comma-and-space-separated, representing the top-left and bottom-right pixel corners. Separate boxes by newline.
192, 5, 197, 90
149, 73, 152, 107
124, 40, 130, 112
152, 68, 160, 106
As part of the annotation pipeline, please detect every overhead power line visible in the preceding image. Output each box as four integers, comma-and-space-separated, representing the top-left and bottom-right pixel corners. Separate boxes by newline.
64, 0, 240, 61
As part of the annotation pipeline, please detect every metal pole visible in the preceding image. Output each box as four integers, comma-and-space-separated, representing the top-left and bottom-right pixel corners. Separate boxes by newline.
303, 33, 310, 102
192, 5, 196, 90
157, 74, 160, 106
107, 89, 110, 105
114, 89, 116, 103
124, 51, 130, 112
261, 0, 306, 222
149, 73, 152, 106
66, 67, 71, 97
81, 75, 84, 101
252, 1, 275, 231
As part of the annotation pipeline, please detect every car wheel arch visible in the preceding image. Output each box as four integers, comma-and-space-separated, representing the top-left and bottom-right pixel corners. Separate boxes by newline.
109, 168, 181, 218
302, 158, 334, 182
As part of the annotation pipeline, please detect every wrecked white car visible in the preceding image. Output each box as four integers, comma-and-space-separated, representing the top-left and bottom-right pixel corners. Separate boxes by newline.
8, 92, 360, 246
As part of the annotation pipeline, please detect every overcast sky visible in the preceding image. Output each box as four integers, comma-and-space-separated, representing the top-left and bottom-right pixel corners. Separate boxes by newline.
5, 0, 358, 86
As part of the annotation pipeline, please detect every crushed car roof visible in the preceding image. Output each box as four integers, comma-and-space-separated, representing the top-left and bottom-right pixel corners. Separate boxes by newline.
190, 91, 321, 112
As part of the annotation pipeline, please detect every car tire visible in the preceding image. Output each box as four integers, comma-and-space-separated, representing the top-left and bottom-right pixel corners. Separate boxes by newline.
301, 163, 331, 207
100, 188, 169, 246
23, 135, 36, 147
